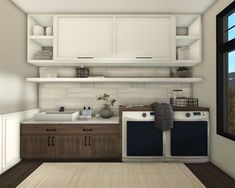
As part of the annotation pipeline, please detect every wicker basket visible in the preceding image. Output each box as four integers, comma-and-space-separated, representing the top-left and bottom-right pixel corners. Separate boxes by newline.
170, 98, 198, 107
176, 70, 192, 78
76, 67, 89, 78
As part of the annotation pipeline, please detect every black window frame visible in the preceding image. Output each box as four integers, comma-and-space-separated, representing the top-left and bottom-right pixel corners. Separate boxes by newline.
217, 1, 235, 141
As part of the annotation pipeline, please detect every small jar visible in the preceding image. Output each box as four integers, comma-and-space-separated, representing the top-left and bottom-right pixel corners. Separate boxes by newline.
172, 89, 183, 99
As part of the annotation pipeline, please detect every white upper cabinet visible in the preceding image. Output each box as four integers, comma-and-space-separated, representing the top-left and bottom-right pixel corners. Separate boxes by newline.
27, 14, 202, 67
55, 16, 113, 60
115, 16, 175, 60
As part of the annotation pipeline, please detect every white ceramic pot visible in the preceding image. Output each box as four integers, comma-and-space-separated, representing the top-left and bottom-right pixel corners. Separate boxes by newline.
46, 27, 53, 36
32, 26, 44, 36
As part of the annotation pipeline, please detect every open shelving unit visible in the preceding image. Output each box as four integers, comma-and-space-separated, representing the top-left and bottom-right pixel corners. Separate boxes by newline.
27, 15, 54, 62
25, 77, 203, 83
175, 15, 202, 62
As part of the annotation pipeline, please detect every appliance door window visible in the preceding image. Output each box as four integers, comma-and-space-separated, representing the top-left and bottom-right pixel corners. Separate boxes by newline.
127, 121, 163, 156
171, 121, 208, 156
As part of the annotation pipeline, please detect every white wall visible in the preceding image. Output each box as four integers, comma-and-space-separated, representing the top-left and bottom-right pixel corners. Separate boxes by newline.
0, 0, 38, 114
39, 67, 192, 115
193, 0, 235, 179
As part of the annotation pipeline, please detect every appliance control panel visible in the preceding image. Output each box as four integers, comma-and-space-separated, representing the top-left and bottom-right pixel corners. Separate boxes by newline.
122, 111, 209, 121
174, 111, 209, 121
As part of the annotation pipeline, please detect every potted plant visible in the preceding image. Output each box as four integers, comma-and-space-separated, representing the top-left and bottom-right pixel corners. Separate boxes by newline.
176, 66, 192, 78
97, 93, 116, 118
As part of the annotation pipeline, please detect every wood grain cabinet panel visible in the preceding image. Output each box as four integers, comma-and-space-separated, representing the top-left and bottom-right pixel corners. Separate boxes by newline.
41, 135, 56, 159
20, 124, 120, 161
56, 135, 82, 159
90, 135, 119, 159
20, 135, 41, 159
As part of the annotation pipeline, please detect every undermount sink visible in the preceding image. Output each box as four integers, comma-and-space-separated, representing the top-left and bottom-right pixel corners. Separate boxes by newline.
34, 111, 79, 121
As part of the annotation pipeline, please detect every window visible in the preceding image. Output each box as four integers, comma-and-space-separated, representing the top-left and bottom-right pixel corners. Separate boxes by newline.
217, 1, 235, 141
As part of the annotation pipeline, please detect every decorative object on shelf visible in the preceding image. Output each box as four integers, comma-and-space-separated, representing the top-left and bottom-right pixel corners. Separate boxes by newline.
170, 97, 198, 107
177, 47, 190, 60
76, 66, 89, 78
97, 93, 116, 119
39, 67, 57, 78
45, 27, 53, 36
34, 46, 53, 60
32, 25, 44, 36
176, 67, 192, 78
172, 89, 183, 99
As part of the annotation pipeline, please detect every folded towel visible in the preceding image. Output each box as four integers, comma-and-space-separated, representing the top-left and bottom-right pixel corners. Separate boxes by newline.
34, 55, 53, 60
151, 102, 174, 131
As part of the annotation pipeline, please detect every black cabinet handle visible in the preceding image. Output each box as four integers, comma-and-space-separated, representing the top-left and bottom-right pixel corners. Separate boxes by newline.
46, 129, 56, 132
88, 136, 91, 146
52, 136, 55, 146
83, 129, 93, 132
48, 136, 51, 146
85, 136, 87, 146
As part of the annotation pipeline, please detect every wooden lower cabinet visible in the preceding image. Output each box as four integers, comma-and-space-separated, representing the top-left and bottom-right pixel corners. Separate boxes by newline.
20, 135, 41, 159
79, 135, 119, 160
56, 135, 82, 159
41, 135, 56, 159
90, 135, 119, 159
20, 124, 120, 161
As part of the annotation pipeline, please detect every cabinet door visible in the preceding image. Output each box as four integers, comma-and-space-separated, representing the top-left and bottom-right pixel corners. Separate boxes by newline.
56, 16, 113, 60
116, 16, 175, 60
56, 135, 82, 159
41, 135, 56, 159
20, 135, 41, 159
89, 135, 119, 159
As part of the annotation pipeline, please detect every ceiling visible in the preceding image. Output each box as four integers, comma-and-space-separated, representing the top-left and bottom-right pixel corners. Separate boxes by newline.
11, 0, 217, 14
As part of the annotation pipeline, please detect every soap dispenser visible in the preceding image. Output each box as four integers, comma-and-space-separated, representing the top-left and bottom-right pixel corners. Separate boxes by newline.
82, 107, 86, 116
87, 107, 92, 116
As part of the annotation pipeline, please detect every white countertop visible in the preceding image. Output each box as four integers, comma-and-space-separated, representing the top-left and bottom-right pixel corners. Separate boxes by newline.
21, 116, 119, 125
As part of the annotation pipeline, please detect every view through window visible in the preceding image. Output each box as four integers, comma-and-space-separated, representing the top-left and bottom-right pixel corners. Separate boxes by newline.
217, 1, 235, 141
228, 13, 235, 135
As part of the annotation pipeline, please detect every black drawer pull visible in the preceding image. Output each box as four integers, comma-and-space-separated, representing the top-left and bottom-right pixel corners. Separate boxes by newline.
48, 136, 51, 146
85, 136, 87, 146
52, 136, 55, 146
83, 129, 93, 132
88, 136, 91, 146
46, 129, 57, 132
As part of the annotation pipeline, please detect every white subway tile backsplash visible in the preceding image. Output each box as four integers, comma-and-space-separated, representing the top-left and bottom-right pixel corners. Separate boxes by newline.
39, 88, 67, 99
80, 83, 94, 88
117, 88, 167, 99
130, 83, 145, 88
38, 67, 193, 113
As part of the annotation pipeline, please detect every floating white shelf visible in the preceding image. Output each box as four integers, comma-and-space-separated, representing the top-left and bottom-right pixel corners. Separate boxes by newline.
176, 36, 199, 47
25, 77, 203, 83
27, 60, 201, 67
30, 36, 53, 46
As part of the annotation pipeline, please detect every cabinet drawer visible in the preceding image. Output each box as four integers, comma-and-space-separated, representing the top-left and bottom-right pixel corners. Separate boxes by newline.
21, 124, 119, 135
